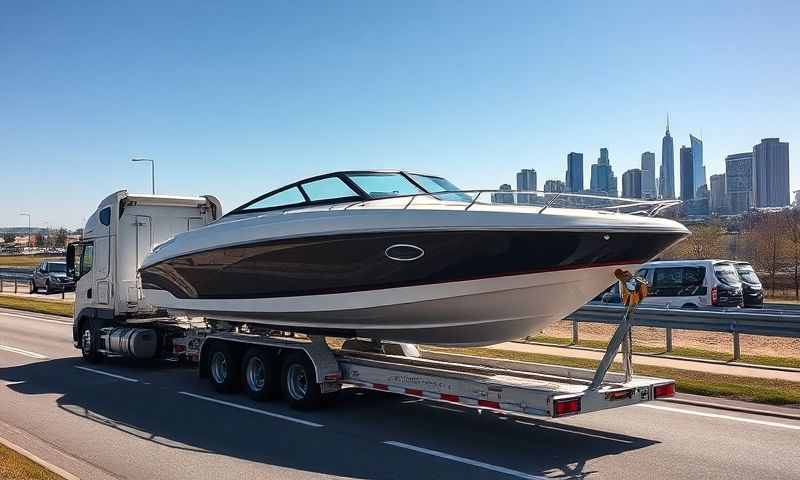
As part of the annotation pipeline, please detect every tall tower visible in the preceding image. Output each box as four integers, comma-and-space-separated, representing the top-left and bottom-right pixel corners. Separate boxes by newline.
641, 151, 657, 199
565, 153, 584, 193
753, 138, 791, 207
690, 134, 706, 196
661, 115, 675, 199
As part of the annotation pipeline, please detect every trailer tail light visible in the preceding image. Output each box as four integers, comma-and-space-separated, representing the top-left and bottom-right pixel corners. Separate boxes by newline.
553, 397, 581, 417
173, 344, 186, 354
654, 383, 675, 398
711, 287, 718, 305
605, 389, 633, 401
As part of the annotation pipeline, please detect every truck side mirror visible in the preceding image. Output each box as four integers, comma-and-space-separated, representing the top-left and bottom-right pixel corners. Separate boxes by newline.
66, 243, 77, 279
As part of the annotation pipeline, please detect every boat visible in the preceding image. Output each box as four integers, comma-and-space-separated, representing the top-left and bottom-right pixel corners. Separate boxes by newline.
139, 170, 689, 346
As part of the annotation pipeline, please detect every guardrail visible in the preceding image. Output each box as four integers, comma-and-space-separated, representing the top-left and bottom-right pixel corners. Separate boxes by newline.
566, 302, 800, 360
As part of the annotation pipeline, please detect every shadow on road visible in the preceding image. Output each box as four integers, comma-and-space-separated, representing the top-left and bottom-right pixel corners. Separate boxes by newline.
1, 357, 659, 479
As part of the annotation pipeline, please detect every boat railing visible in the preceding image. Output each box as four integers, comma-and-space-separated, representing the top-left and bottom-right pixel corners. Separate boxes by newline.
341, 190, 682, 217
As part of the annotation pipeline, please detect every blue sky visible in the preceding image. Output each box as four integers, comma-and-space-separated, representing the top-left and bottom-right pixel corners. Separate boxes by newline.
1, 1, 797, 228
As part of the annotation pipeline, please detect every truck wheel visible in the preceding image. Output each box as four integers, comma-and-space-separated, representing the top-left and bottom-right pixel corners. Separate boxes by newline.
208, 342, 240, 393
80, 324, 103, 364
241, 348, 279, 401
281, 351, 322, 410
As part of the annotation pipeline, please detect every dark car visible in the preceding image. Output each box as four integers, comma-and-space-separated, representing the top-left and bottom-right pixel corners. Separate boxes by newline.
734, 262, 763, 308
31, 261, 75, 294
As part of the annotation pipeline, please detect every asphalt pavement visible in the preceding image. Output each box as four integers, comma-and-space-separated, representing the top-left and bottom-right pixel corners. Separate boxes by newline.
1, 307, 799, 480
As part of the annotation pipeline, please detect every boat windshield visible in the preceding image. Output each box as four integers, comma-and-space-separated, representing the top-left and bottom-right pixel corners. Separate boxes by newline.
345, 172, 423, 199
408, 174, 472, 202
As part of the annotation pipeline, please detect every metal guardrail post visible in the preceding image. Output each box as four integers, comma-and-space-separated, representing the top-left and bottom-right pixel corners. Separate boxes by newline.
14, 279, 18, 293
733, 332, 741, 360
572, 320, 579, 345
665, 327, 673, 352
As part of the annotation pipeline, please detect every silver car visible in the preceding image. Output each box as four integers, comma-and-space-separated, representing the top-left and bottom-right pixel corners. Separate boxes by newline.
31, 260, 75, 294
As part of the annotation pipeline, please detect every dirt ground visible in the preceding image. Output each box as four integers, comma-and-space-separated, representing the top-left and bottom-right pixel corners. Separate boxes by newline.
540, 320, 800, 358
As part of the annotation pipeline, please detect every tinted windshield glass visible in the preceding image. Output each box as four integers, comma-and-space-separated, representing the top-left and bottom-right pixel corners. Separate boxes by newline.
301, 177, 358, 202
48, 263, 66, 273
735, 264, 761, 284
244, 187, 305, 210
345, 173, 422, 198
714, 264, 741, 286
409, 174, 460, 193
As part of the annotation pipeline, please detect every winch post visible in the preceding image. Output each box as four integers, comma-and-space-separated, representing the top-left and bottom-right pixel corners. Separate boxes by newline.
589, 269, 649, 389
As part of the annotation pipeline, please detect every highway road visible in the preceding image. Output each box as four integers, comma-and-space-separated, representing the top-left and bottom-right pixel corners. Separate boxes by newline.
0, 308, 799, 480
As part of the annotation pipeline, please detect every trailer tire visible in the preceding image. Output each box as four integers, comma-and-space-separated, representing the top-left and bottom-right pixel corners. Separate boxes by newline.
281, 351, 322, 410
207, 342, 240, 393
80, 323, 103, 364
241, 348, 279, 401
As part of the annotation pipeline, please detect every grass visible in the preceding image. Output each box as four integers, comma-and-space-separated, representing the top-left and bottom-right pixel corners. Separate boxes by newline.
0, 443, 66, 480
526, 335, 800, 370
0, 255, 61, 268
0, 295, 73, 317
427, 346, 800, 407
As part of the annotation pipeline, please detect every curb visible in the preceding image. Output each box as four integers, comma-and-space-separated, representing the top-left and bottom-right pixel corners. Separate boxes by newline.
662, 397, 800, 421
0, 434, 80, 480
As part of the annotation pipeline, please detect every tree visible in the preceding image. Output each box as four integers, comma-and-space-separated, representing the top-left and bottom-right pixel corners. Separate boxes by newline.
661, 222, 725, 260
54, 228, 68, 248
786, 210, 800, 300
742, 212, 789, 296
33, 233, 45, 248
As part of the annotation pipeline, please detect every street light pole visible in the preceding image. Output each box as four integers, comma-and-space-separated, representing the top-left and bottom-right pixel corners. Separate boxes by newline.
131, 158, 156, 194
19, 213, 31, 249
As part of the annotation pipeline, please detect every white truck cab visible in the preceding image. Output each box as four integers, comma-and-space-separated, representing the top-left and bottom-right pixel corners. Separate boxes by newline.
68, 191, 221, 352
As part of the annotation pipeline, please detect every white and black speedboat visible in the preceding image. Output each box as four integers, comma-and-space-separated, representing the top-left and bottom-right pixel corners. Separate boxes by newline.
140, 170, 688, 346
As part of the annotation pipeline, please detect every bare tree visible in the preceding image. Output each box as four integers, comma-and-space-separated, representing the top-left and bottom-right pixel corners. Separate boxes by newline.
743, 212, 788, 296
786, 210, 800, 300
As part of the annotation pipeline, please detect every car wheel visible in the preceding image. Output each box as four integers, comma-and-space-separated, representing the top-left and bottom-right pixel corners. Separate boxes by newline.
29, 280, 36, 294
44, 280, 51, 294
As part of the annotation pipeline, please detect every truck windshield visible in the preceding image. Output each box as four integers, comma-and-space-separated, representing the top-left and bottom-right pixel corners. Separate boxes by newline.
714, 264, 741, 286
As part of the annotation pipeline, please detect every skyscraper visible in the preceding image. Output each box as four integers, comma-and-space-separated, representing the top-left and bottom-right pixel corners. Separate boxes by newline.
492, 183, 514, 204
621, 168, 642, 199
661, 116, 675, 199
689, 134, 706, 197
709, 174, 727, 214
543, 179, 565, 193
725, 152, 754, 214
515, 168, 537, 204
565, 153, 584, 193
641, 151, 657, 199
589, 148, 618, 197
753, 138, 791, 207
680, 145, 694, 200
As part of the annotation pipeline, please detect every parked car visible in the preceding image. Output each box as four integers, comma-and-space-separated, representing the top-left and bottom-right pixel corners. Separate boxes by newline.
634, 260, 744, 309
733, 262, 764, 308
31, 260, 75, 294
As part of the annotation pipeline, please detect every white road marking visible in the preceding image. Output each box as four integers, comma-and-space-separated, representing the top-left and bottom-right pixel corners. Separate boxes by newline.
178, 391, 324, 427
74, 366, 140, 383
637, 403, 800, 430
384, 441, 550, 480
0, 311, 72, 325
515, 421, 633, 444
423, 403, 464, 413
0, 344, 48, 359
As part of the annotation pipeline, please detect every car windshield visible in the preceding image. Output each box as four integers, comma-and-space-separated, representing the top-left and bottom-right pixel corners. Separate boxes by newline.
714, 264, 741, 286
345, 173, 423, 198
48, 263, 66, 273
735, 264, 761, 285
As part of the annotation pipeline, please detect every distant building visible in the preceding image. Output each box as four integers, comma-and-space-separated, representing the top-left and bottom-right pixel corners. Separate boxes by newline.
621, 168, 642, 199
589, 148, 618, 197
709, 174, 727, 214
725, 152, 754, 214
492, 183, 514, 204
516, 168, 537, 204
679, 145, 694, 200
753, 138, 790, 207
543, 179, 565, 193
661, 116, 675, 199
795, 190, 800, 207
565, 153, 584, 193
641, 151, 657, 199
690, 134, 706, 195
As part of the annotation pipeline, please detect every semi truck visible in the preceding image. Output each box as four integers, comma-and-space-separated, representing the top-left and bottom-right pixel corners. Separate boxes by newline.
68, 190, 675, 414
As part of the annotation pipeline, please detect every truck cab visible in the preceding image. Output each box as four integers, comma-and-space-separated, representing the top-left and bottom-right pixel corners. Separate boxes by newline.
68, 191, 221, 354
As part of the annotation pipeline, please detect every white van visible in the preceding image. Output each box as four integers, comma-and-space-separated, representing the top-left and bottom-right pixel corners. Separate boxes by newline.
635, 260, 744, 309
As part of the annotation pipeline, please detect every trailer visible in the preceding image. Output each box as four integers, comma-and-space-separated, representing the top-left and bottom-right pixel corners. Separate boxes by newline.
68, 191, 675, 418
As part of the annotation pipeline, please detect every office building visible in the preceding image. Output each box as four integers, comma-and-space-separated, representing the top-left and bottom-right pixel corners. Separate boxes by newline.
543, 179, 565, 193
589, 148, 618, 197
641, 151, 657, 199
680, 145, 694, 200
725, 152, 754, 214
709, 173, 727, 214
492, 183, 514, 204
516, 168, 537, 204
621, 168, 642, 199
753, 138, 791, 207
689, 134, 706, 197
565, 153, 584, 193
661, 116, 675, 199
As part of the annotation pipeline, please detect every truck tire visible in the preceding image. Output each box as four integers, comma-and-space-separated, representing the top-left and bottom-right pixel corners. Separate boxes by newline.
80, 324, 103, 364
241, 347, 279, 401
281, 351, 322, 410
207, 342, 240, 393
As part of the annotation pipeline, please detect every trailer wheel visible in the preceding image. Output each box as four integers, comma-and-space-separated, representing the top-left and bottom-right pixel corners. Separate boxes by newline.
281, 351, 322, 410
207, 342, 240, 393
241, 348, 279, 401
80, 323, 103, 364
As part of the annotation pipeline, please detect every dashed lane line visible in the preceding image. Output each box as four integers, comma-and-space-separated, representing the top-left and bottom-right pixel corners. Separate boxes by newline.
0, 344, 48, 359
74, 366, 140, 383
178, 391, 325, 427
